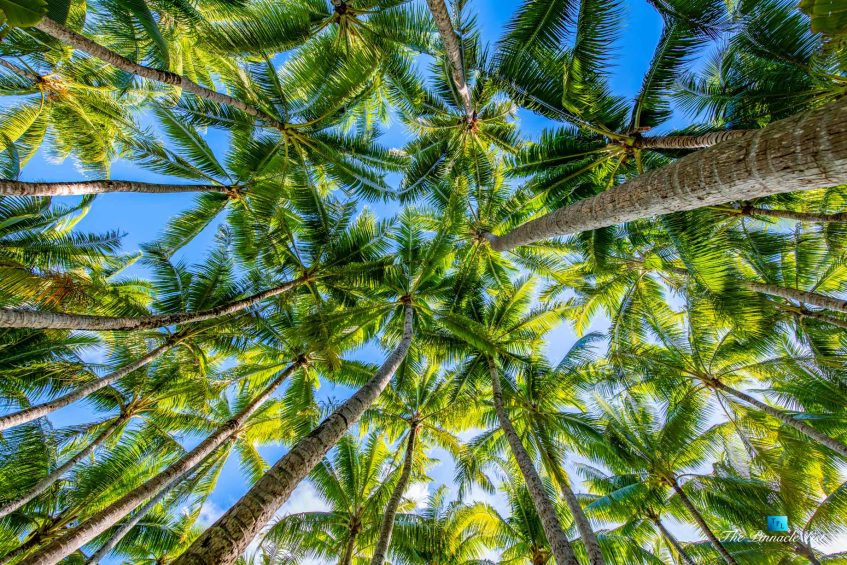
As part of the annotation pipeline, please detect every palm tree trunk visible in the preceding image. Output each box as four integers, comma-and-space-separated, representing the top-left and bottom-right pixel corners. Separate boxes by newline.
0, 341, 175, 432
488, 358, 579, 565
487, 95, 847, 252
744, 282, 847, 315
652, 517, 697, 565
339, 533, 357, 565
424, 0, 472, 116
0, 414, 128, 518
0, 179, 233, 197
22, 361, 302, 565
794, 308, 847, 330
0, 58, 41, 82
738, 206, 847, 223
170, 304, 415, 565
539, 446, 605, 565
31, 18, 286, 130
670, 480, 737, 565
370, 424, 418, 565
710, 379, 847, 459
0, 276, 307, 330
634, 130, 753, 149
793, 540, 822, 565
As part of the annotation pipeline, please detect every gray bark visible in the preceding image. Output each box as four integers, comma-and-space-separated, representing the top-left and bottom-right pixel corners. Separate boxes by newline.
745, 282, 847, 315
0, 179, 232, 197
634, 130, 753, 150
739, 206, 847, 223
795, 308, 847, 330
169, 305, 415, 565
424, 0, 472, 116
0, 58, 41, 82
20, 361, 301, 565
488, 358, 579, 565
0, 342, 174, 432
0, 276, 306, 330
488, 95, 847, 251
653, 517, 697, 565
671, 480, 738, 565
370, 424, 418, 565
32, 18, 286, 130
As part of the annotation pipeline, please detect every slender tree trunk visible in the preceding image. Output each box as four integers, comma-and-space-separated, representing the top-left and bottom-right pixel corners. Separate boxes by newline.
0, 341, 175, 432
487, 95, 847, 252
794, 308, 847, 330
670, 480, 737, 565
0, 414, 128, 518
0, 276, 307, 330
488, 358, 579, 565
711, 379, 847, 459
0, 180, 232, 197
21, 361, 302, 565
424, 0, 472, 115
653, 517, 697, 565
539, 447, 605, 565
31, 18, 286, 130
170, 304, 415, 565
634, 130, 753, 149
793, 540, 822, 565
744, 282, 847, 315
739, 206, 847, 223
0, 58, 41, 82
339, 533, 357, 565
370, 424, 418, 565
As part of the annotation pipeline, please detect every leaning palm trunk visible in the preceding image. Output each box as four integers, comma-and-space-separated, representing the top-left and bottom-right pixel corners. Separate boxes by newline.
670, 480, 738, 565
339, 534, 357, 565
488, 96, 847, 252
22, 361, 301, 565
0, 341, 175, 432
744, 282, 847, 315
424, 0, 472, 115
171, 304, 414, 565
370, 424, 418, 565
633, 130, 752, 149
32, 18, 286, 130
653, 517, 696, 565
0, 414, 128, 518
710, 379, 847, 459
738, 206, 847, 223
0, 276, 307, 330
794, 308, 847, 330
0, 180, 233, 197
488, 358, 579, 565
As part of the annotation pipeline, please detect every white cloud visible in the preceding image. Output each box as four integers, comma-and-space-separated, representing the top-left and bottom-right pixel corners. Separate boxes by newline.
197, 500, 225, 527
405, 482, 430, 509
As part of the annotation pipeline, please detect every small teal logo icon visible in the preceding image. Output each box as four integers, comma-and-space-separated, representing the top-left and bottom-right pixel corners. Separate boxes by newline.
767, 516, 788, 532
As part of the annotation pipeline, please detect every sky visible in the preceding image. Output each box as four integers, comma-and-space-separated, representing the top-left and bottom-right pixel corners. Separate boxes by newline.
10, 0, 847, 561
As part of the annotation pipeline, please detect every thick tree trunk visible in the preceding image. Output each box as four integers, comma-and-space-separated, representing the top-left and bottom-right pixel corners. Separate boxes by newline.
653, 517, 696, 565
32, 18, 286, 130
711, 379, 847, 459
745, 282, 847, 315
634, 130, 753, 149
488, 95, 847, 252
370, 424, 418, 565
21, 361, 301, 565
424, 0, 472, 115
0, 414, 128, 518
488, 358, 579, 565
0, 341, 175, 432
0, 276, 306, 330
670, 480, 737, 565
170, 305, 415, 565
0, 180, 232, 197
739, 206, 847, 223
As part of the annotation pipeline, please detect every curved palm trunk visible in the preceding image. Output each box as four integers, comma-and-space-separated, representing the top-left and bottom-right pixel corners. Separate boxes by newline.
653, 517, 696, 565
339, 533, 357, 565
793, 540, 822, 565
670, 480, 737, 565
711, 379, 847, 459
634, 130, 753, 150
795, 308, 847, 330
0, 342, 175, 432
171, 305, 415, 565
0, 276, 307, 330
739, 206, 847, 223
32, 18, 286, 130
487, 96, 847, 252
745, 282, 847, 315
488, 358, 579, 565
22, 361, 301, 565
424, 0, 472, 116
0, 180, 232, 197
370, 424, 418, 565
0, 414, 128, 518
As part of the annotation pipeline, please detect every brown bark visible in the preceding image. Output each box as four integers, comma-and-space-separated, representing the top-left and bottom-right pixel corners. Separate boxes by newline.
488, 358, 579, 565
170, 305, 415, 565
370, 424, 418, 565
739, 206, 847, 223
745, 282, 847, 315
21, 361, 302, 565
0, 276, 306, 331
424, 0, 472, 116
653, 517, 697, 565
0, 58, 41, 82
32, 18, 287, 131
488, 95, 847, 252
634, 130, 753, 150
670, 480, 737, 565
0, 414, 128, 518
0, 179, 232, 197
0, 341, 175, 432
795, 308, 847, 330
339, 533, 357, 565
